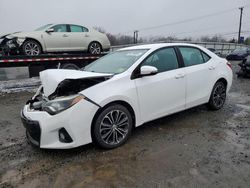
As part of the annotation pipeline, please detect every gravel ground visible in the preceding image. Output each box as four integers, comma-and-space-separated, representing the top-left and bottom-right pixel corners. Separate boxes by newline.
0, 61, 250, 188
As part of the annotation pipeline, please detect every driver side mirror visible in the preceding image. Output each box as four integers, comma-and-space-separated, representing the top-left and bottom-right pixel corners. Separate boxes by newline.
46, 28, 54, 33
140, 66, 158, 76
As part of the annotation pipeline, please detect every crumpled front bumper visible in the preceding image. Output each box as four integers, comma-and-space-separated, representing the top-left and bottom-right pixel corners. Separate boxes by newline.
21, 98, 100, 149
0, 37, 21, 55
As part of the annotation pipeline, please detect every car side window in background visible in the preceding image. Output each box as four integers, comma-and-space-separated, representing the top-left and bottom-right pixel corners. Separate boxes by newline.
179, 47, 205, 67
70, 25, 88, 32
142, 48, 179, 73
51, 25, 67, 32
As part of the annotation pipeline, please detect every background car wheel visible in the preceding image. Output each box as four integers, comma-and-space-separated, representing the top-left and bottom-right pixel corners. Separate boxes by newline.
22, 40, 42, 56
207, 81, 227, 110
60, 63, 79, 70
88, 42, 102, 55
92, 104, 133, 149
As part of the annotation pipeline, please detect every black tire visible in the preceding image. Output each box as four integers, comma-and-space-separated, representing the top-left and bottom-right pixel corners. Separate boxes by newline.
92, 104, 133, 149
207, 81, 227, 110
88, 42, 102, 55
61, 63, 79, 70
22, 40, 42, 56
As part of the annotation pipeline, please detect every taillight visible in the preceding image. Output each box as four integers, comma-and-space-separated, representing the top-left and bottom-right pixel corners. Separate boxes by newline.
226, 62, 232, 69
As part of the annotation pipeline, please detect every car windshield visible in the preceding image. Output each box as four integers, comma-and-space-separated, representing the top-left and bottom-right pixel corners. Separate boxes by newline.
84, 49, 148, 74
35, 24, 53, 31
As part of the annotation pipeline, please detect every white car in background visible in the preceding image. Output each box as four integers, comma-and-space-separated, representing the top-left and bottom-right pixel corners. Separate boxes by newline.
0, 24, 110, 55
21, 43, 232, 149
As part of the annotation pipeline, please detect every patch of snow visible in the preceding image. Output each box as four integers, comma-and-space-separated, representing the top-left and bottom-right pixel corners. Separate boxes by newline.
0, 77, 40, 94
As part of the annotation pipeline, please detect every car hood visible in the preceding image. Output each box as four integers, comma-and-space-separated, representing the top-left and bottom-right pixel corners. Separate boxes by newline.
0, 32, 22, 39
40, 69, 112, 98
1, 31, 42, 39
0, 33, 10, 39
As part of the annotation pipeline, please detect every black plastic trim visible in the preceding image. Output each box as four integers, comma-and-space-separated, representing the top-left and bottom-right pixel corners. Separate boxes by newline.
21, 110, 41, 146
59, 128, 73, 143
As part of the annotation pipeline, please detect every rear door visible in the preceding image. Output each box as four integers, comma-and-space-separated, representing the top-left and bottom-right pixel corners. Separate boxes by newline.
67, 25, 90, 51
134, 47, 186, 123
42, 24, 70, 52
178, 46, 215, 108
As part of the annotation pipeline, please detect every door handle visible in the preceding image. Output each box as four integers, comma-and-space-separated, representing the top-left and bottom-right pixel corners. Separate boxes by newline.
85, 34, 89, 37
63, 34, 68, 37
175, 73, 185, 79
208, 66, 215, 70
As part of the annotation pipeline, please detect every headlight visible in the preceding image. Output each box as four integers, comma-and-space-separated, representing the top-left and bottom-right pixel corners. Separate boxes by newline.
42, 95, 85, 115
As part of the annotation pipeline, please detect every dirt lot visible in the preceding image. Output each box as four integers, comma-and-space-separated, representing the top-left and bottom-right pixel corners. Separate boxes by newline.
0, 62, 250, 188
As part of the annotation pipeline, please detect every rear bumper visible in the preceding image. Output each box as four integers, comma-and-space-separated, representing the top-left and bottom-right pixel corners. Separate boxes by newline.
101, 42, 111, 52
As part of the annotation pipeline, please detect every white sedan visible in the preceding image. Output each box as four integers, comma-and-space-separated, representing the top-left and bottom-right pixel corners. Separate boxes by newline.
21, 43, 233, 149
0, 24, 110, 55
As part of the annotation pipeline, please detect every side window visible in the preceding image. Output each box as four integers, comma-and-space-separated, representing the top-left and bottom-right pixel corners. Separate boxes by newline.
70, 25, 88, 32
51, 25, 67, 32
202, 52, 211, 62
82, 27, 89, 32
179, 47, 205, 67
142, 48, 179, 73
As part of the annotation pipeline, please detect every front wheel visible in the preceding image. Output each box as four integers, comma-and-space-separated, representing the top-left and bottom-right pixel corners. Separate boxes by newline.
22, 40, 42, 56
207, 81, 227, 110
92, 104, 133, 149
88, 42, 102, 55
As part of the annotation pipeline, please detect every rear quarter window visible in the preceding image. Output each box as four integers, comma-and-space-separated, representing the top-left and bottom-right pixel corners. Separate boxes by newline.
202, 52, 211, 62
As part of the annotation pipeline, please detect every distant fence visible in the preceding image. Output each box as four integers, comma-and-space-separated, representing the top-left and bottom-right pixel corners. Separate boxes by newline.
110, 41, 248, 55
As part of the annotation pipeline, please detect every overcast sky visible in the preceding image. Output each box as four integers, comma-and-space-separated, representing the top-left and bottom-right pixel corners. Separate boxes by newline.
0, 0, 249, 39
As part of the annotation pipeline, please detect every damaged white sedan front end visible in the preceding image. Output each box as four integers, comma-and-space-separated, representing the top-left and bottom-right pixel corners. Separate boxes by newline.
21, 69, 112, 149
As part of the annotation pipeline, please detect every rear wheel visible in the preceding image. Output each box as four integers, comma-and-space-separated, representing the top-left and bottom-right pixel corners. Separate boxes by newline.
88, 42, 102, 55
92, 104, 133, 149
207, 81, 227, 110
22, 40, 42, 56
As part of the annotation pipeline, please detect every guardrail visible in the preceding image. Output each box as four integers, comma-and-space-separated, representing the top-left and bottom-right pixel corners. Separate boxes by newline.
110, 41, 248, 55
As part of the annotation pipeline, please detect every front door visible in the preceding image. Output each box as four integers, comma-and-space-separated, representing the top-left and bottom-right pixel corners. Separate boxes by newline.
135, 47, 186, 123
67, 25, 90, 51
42, 24, 70, 52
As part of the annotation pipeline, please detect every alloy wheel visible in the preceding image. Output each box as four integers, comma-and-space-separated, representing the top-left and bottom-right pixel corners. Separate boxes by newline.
89, 42, 101, 54
24, 41, 40, 56
212, 83, 226, 108
99, 110, 129, 145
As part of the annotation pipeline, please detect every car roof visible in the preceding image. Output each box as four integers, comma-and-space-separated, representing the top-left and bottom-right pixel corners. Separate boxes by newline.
119, 43, 203, 51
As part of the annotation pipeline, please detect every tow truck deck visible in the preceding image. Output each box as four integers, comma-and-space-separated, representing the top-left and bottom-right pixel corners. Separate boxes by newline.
0, 53, 105, 77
